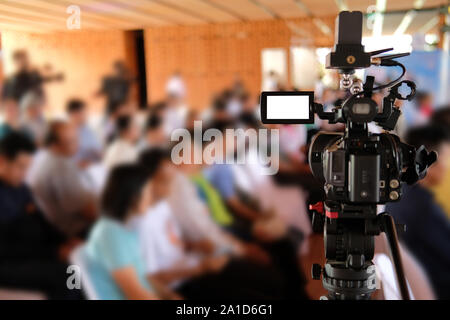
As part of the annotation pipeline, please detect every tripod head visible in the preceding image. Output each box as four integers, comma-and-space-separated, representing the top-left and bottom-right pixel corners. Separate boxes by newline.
260, 11, 437, 300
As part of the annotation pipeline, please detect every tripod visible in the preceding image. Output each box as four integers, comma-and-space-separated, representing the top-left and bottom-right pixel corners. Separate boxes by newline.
310, 203, 410, 300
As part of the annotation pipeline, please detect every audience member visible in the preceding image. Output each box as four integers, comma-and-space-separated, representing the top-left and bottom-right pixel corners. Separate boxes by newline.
0, 98, 22, 140
103, 115, 139, 170
164, 93, 188, 137
0, 132, 78, 299
140, 113, 167, 150
82, 164, 162, 299
386, 125, 450, 299
173, 135, 309, 298
66, 98, 102, 165
134, 148, 305, 299
20, 91, 47, 146
28, 120, 97, 237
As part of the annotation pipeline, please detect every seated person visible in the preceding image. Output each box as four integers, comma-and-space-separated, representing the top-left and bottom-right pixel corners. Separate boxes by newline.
230, 144, 312, 255
66, 98, 102, 165
430, 107, 450, 217
193, 129, 309, 297
386, 125, 450, 299
201, 124, 286, 241
0, 98, 21, 139
20, 91, 47, 146
167, 140, 249, 254
83, 164, 163, 300
0, 132, 78, 299
134, 149, 301, 299
103, 115, 139, 171
139, 113, 167, 150
237, 93, 260, 129
143, 148, 270, 265
28, 120, 97, 237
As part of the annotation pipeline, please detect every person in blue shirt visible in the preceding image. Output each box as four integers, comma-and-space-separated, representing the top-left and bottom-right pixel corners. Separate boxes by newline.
386, 125, 450, 299
83, 163, 162, 300
66, 99, 102, 165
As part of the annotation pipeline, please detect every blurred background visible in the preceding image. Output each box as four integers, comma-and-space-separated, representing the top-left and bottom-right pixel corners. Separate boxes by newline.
0, 0, 448, 300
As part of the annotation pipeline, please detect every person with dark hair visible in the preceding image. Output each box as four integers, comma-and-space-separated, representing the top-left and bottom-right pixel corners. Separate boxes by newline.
28, 120, 97, 237
82, 164, 163, 300
1, 50, 63, 103
66, 98, 102, 164
430, 106, 450, 134
96, 61, 134, 116
238, 92, 260, 129
210, 94, 232, 126
386, 125, 450, 299
0, 132, 36, 221
0, 132, 78, 299
131, 148, 303, 299
103, 115, 139, 170
430, 106, 450, 216
139, 113, 167, 150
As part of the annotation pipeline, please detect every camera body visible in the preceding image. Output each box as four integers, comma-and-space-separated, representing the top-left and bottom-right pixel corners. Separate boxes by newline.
260, 11, 437, 300
310, 131, 403, 205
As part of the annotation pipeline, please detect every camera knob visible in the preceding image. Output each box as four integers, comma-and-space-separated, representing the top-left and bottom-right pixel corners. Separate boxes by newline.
309, 202, 324, 214
312, 264, 322, 280
389, 191, 399, 200
389, 179, 400, 189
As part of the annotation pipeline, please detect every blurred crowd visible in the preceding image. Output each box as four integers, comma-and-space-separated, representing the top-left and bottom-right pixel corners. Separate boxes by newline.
0, 50, 449, 300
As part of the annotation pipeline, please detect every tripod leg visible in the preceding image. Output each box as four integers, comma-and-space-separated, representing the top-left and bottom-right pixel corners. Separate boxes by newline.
379, 213, 410, 300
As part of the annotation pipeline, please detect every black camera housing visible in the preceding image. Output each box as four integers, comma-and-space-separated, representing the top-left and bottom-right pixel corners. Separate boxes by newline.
309, 131, 413, 205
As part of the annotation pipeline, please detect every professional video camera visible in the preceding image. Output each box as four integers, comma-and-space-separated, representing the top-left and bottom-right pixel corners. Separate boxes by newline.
260, 11, 437, 300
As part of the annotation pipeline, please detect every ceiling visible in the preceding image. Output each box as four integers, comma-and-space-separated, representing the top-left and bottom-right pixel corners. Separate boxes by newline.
0, 0, 447, 35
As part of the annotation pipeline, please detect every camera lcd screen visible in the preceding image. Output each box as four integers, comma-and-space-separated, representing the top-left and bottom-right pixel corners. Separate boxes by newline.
260, 91, 314, 124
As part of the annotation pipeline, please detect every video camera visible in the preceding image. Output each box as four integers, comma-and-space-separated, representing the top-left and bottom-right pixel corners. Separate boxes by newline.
260, 11, 437, 300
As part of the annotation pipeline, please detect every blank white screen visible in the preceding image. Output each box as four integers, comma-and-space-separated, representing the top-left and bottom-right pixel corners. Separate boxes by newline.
266, 95, 310, 120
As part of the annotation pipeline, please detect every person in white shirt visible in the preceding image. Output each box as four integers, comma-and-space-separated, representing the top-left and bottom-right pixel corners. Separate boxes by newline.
103, 115, 139, 171
140, 148, 244, 256
131, 148, 302, 299
19, 91, 47, 146
165, 71, 186, 99
164, 94, 188, 138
